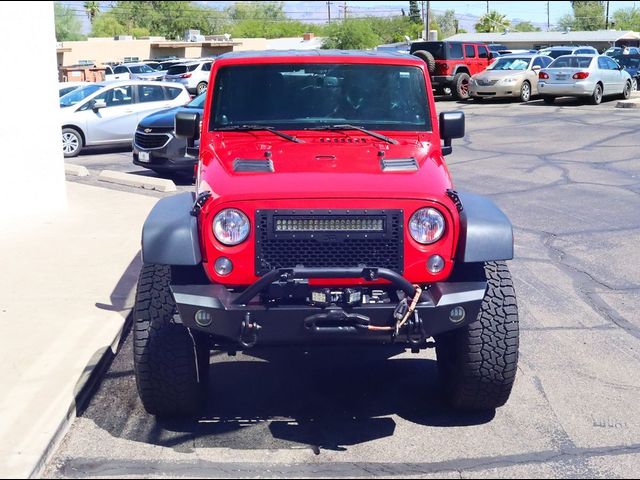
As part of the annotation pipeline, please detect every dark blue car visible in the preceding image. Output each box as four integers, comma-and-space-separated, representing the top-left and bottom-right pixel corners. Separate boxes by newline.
617, 55, 640, 91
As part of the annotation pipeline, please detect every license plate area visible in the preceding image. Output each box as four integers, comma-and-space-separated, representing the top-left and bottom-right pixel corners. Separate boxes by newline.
138, 151, 150, 162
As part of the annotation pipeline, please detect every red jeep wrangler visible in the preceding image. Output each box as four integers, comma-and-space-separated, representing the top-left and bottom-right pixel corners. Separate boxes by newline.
134, 51, 518, 417
410, 41, 494, 100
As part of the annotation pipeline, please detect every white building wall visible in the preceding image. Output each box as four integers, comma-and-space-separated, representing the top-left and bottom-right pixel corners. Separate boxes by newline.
0, 1, 66, 226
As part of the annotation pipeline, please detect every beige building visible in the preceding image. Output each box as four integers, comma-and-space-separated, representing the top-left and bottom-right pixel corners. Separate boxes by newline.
56, 36, 272, 66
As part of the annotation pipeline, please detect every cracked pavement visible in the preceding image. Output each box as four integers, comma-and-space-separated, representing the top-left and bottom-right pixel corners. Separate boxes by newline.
46, 97, 640, 478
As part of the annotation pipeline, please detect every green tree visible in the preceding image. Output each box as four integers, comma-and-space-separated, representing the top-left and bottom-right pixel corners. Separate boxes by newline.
475, 10, 511, 33
322, 20, 380, 50
226, 2, 287, 21
91, 13, 126, 37
408, 1, 421, 24
561, 1, 605, 31
513, 21, 541, 32
612, 7, 640, 30
54, 2, 85, 41
83, 1, 100, 24
435, 9, 457, 38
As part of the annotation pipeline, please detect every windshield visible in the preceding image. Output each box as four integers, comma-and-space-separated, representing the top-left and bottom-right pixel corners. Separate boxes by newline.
548, 56, 594, 68
187, 92, 206, 109
59, 84, 102, 107
128, 64, 154, 74
619, 56, 640, 68
210, 64, 430, 131
488, 57, 531, 70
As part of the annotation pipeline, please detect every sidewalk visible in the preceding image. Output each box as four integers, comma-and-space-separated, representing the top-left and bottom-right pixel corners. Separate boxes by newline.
0, 181, 158, 478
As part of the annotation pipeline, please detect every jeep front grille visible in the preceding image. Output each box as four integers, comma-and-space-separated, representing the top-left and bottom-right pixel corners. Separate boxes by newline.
255, 210, 403, 276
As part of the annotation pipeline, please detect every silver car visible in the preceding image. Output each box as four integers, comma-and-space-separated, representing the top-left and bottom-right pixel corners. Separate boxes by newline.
59, 80, 191, 157
163, 60, 213, 95
538, 55, 633, 105
109, 63, 165, 81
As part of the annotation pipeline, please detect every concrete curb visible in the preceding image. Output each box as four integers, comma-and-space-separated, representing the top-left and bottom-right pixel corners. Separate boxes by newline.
98, 170, 176, 192
616, 98, 640, 108
64, 164, 90, 177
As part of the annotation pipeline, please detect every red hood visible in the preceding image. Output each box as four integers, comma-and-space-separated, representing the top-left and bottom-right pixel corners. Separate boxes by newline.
199, 132, 453, 203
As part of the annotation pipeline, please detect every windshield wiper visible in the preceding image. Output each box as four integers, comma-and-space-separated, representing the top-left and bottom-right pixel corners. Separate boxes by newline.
305, 124, 398, 145
215, 125, 304, 143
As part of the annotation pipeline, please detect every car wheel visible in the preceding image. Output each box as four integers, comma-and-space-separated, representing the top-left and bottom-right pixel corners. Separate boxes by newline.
435, 262, 519, 411
133, 264, 210, 417
412, 50, 436, 74
519, 81, 531, 102
631, 78, 638, 91
621, 80, 632, 100
196, 82, 208, 95
453, 72, 471, 100
589, 83, 603, 105
62, 127, 83, 158
542, 95, 555, 105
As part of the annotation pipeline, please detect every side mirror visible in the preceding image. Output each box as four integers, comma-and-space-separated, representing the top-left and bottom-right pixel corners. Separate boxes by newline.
175, 111, 200, 141
92, 99, 107, 110
439, 111, 465, 156
487, 52, 494, 60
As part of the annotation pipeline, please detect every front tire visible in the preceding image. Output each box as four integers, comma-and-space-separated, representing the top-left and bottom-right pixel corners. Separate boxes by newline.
62, 127, 83, 158
519, 81, 531, 102
435, 262, 519, 411
621, 80, 632, 100
453, 72, 471, 100
133, 264, 210, 417
631, 78, 638, 92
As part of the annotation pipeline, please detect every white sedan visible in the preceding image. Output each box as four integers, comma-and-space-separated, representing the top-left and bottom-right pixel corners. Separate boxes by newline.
59, 80, 191, 157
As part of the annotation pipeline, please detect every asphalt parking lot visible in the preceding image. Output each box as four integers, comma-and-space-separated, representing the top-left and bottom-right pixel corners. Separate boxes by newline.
47, 96, 640, 478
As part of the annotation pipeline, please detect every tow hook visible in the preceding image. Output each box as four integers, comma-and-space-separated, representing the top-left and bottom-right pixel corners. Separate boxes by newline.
406, 311, 427, 353
239, 312, 261, 348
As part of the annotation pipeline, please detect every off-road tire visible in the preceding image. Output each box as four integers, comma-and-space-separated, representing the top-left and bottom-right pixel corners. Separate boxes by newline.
133, 264, 210, 417
196, 81, 208, 95
413, 50, 436, 74
62, 127, 83, 158
453, 72, 471, 100
542, 95, 555, 105
519, 81, 531, 102
435, 262, 519, 411
621, 80, 632, 100
589, 83, 603, 105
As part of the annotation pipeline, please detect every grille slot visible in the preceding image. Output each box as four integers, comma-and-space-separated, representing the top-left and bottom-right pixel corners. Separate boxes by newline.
134, 131, 171, 149
255, 210, 403, 275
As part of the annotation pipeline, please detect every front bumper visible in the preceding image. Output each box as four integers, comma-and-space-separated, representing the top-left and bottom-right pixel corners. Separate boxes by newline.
171, 267, 486, 348
537, 81, 594, 96
470, 82, 520, 98
431, 75, 455, 88
132, 139, 197, 173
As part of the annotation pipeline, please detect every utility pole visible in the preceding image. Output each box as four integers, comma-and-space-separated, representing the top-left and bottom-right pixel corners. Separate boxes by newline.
425, 0, 430, 41
326, 1, 331, 24
605, 0, 610, 29
344, 1, 347, 20
546, 1, 550, 31
486, 1, 489, 14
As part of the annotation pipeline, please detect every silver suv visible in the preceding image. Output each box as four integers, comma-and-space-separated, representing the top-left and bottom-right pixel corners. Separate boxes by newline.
164, 59, 213, 95
538, 46, 598, 59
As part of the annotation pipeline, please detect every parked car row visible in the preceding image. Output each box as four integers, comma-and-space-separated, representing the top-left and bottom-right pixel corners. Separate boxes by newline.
103, 58, 214, 92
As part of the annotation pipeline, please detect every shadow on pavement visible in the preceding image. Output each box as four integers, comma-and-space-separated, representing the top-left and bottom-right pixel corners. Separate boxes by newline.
127, 168, 195, 186
78, 144, 132, 156
82, 335, 495, 453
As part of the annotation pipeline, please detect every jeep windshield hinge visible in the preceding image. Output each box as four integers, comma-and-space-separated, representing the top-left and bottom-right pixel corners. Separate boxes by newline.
190, 191, 212, 217
446, 189, 464, 212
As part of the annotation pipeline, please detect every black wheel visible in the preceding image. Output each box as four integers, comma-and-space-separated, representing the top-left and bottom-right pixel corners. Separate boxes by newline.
62, 127, 83, 158
452, 72, 471, 100
542, 95, 555, 105
621, 80, 632, 100
589, 83, 603, 105
413, 50, 436, 74
435, 262, 519, 411
133, 264, 210, 417
196, 81, 208, 95
519, 81, 531, 102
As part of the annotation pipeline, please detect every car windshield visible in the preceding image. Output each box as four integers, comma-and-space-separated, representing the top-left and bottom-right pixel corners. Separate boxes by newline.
488, 57, 530, 70
186, 92, 206, 109
619, 56, 640, 68
59, 84, 102, 107
548, 56, 594, 68
210, 63, 431, 131
128, 64, 154, 74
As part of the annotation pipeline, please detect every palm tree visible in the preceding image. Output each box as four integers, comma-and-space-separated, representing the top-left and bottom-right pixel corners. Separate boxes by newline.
84, 1, 100, 24
475, 10, 511, 33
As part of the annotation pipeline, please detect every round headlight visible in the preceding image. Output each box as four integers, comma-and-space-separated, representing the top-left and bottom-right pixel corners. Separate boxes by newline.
213, 209, 250, 245
409, 208, 445, 244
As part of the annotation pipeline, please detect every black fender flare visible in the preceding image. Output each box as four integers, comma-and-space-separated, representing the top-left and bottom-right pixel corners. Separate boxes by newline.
141, 192, 201, 265
452, 65, 470, 77
456, 191, 514, 262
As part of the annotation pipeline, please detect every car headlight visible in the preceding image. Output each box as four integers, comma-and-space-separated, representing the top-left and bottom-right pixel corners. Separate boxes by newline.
409, 208, 445, 244
213, 209, 250, 245
501, 76, 518, 84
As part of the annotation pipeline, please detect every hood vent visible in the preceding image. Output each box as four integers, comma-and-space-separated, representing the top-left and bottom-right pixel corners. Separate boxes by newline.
380, 158, 418, 172
233, 159, 274, 173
